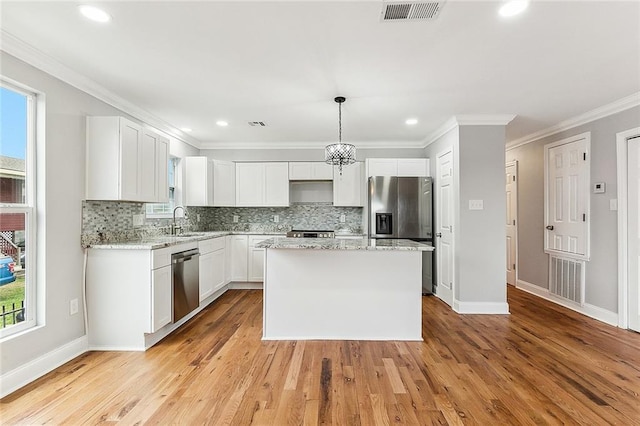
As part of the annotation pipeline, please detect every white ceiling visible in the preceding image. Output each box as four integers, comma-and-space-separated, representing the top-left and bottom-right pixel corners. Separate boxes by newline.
1, 1, 639, 149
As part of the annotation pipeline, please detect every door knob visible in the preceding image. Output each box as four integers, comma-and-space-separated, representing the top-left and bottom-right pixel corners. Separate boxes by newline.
546, 225, 554, 230
436, 232, 442, 238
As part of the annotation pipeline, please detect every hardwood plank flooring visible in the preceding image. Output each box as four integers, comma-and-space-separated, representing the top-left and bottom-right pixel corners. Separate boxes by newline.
1, 287, 639, 425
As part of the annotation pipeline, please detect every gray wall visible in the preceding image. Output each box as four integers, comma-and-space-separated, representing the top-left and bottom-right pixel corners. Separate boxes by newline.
424, 124, 508, 307
199, 147, 427, 161
457, 125, 507, 304
506, 106, 640, 313
0, 52, 195, 375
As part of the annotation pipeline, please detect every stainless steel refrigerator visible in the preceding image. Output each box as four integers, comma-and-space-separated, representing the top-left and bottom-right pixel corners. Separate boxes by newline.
368, 176, 434, 294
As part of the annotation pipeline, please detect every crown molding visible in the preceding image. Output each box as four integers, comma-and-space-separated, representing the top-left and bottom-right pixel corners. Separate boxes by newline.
423, 114, 516, 148
199, 139, 427, 150
506, 92, 640, 151
0, 30, 201, 149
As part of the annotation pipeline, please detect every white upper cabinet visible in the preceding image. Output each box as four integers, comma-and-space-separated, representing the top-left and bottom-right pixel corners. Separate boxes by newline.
212, 160, 236, 206
184, 157, 213, 206
366, 158, 430, 177
86, 116, 168, 202
236, 162, 289, 207
333, 162, 364, 207
184, 157, 235, 207
288, 162, 334, 180
155, 135, 170, 203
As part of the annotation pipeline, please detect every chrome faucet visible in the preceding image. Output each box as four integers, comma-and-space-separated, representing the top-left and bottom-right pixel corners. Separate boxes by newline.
171, 206, 186, 235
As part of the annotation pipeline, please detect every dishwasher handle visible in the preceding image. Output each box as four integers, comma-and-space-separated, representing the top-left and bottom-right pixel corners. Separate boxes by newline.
172, 249, 200, 263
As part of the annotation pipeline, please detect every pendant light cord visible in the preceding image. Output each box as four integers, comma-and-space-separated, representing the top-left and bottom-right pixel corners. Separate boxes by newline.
338, 101, 342, 143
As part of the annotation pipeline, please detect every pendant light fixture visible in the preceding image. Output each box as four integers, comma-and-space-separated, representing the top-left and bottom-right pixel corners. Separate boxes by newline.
325, 96, 356, 175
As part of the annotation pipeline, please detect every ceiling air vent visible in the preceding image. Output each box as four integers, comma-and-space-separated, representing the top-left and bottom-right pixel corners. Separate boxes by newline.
381, 1, 445, 21
248, 121, 266, 127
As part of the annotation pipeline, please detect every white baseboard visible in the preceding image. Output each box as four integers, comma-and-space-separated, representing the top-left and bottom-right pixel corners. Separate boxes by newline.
229, 282, 263, 290
453, 300, 510, 314
516, 279, 619, 326
0, 335, 89, 398
582, 303, 619, 327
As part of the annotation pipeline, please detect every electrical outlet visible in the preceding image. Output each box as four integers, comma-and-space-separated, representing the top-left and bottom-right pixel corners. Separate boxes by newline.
273, 215, 279, 223
233, 215, 239, 223
469, 200, 484, 210
340, 214, 346, 223
132, 214, 144, 227
70, 298, 79, 315
196, 214, 201, 222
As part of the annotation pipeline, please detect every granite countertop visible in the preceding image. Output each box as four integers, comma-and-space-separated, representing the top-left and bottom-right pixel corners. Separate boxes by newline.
256, 237, 434, 251
86, 231, 287, 250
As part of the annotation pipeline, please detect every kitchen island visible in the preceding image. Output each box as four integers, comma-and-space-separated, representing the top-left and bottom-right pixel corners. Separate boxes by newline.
256, 237, 434, 341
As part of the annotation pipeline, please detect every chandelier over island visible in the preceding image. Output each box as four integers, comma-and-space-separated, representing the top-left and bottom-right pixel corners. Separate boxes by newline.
325, 96, 356, 175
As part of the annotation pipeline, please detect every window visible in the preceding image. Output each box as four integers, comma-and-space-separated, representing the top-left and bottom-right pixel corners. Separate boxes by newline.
145, 157, 178, 218
0, 80, 37, 337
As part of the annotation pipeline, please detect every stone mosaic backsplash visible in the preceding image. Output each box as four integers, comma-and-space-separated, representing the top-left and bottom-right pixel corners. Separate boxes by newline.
188, 203, 363, 234
81, 200, 363, 246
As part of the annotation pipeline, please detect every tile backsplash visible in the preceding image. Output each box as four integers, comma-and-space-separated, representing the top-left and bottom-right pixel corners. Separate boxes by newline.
188, 203, 363, 233
81, 200, 363, 246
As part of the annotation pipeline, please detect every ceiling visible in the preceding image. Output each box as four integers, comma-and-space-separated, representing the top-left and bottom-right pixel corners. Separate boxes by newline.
1, 1, 639, 149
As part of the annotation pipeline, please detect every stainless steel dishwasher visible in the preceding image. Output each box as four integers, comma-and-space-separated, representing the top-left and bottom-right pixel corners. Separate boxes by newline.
172, 248, 200, 323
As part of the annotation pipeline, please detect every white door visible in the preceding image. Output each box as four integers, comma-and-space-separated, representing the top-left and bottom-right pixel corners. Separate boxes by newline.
435, 149, 454, 307
545, 134, 590, 257
628, 135, 640, 331
506, 163, 518, 285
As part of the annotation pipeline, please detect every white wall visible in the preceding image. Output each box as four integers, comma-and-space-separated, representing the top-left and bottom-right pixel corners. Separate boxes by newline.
0, 52, 195, 380
506, 106, 640, 313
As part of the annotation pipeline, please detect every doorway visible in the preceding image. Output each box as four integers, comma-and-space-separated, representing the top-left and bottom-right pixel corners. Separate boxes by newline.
617, 128, 640, 332
506, 161, 518, 286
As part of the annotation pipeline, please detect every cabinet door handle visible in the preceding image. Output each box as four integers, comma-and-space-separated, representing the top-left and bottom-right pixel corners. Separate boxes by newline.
546, 225, 554, 231
436, 232, 442, 238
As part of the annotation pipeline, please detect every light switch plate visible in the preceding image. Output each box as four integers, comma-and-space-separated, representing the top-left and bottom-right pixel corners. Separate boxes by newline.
340, 214, 346, 223
132, 214, 144, 227
273, 215, 279, 223
233, 215, 239, 223
610, 199, 618, 211
469, 200, 484, 210
70, 298, 78, 315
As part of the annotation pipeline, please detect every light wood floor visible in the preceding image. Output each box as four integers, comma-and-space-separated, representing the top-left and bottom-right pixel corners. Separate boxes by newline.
1, 286, 639, 425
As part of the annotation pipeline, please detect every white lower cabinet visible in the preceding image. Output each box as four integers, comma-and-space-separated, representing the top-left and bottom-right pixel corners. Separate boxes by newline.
248, 235, 271, 282
231, 235, 249, 281
225, 235, 233, 283
229, 234, 282, 283
87, 245, 178, 350
199, 237, 226, 302
151, 265, 172, 332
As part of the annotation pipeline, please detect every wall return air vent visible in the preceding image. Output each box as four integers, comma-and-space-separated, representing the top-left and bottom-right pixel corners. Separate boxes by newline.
381, 1, 445, 21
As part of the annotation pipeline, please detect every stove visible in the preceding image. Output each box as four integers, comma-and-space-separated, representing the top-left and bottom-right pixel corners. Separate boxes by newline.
286, 230, 335, 238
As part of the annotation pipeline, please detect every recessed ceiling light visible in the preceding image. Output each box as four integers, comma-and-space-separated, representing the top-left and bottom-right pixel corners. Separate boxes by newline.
180, 127, 192, 133
405, 118, 418, 125
216, 121, 229, 127
499, 0, 529, 18
79, 5, 111, 23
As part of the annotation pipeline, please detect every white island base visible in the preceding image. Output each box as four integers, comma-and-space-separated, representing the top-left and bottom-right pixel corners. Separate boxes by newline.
262, 248, 423, 341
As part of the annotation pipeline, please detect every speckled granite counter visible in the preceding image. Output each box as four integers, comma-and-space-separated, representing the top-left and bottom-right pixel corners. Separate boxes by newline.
257, 237, 434, 251
86, 231, 287, 249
